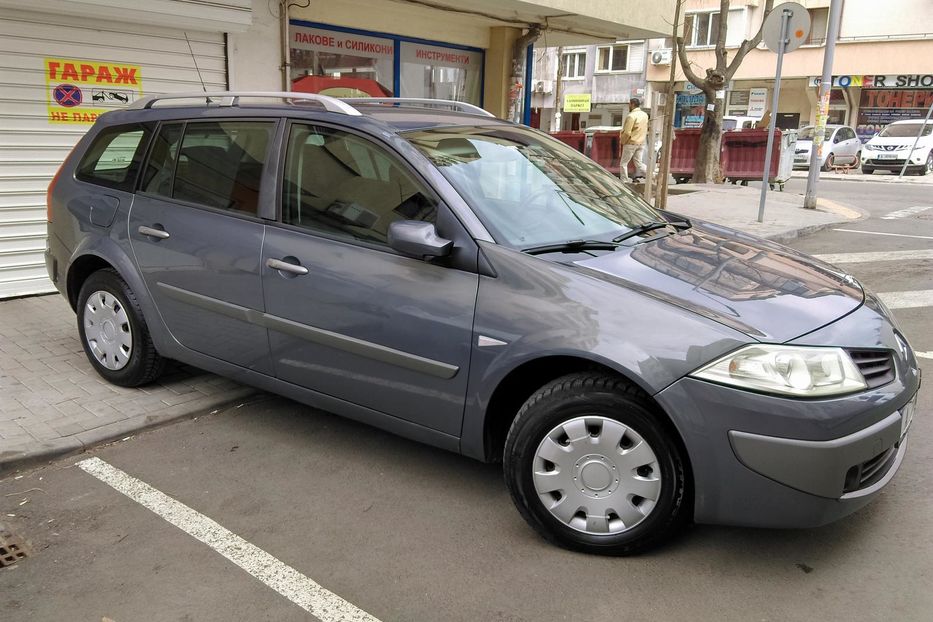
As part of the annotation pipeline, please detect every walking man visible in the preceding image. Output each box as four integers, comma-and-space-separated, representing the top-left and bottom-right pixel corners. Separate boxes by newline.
619, 97, 649, 182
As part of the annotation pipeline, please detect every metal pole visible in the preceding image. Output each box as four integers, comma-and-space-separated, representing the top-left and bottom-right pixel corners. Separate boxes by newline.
655, 0, 683, 211
898, 99, 933, 178
804, 0, 843, 209
757, 9, 791, 223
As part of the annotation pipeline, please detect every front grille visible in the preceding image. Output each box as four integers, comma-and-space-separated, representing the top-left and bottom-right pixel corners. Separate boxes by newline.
844, 445, 898, 493
847, 348, 895, 389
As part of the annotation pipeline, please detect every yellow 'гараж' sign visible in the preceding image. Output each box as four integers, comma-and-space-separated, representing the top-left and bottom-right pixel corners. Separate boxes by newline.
563, 93, 592, 113
45, 58, 143, 124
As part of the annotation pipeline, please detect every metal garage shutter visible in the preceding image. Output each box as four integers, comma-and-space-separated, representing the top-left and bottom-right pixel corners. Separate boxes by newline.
0, 9, 227, 298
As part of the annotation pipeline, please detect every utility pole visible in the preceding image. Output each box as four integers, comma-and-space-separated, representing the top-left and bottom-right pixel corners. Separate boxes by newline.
803, 0, 843, 209
554, 46, 564, 131
655, 0, 683, 211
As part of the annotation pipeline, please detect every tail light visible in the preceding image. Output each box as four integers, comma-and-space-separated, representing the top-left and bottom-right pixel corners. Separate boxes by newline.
47, 144, 78, 223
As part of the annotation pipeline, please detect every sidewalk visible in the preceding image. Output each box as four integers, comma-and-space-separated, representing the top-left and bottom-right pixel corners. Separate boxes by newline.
789, 169, 933, 185
666, 182, 865, 243
0, 188, 864, 474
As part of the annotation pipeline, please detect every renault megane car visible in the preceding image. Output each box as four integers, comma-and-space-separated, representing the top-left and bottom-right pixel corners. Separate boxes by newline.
46, 92, 921, 555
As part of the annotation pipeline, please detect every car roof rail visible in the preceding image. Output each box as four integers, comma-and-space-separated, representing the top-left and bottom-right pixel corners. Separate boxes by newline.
129, 91, 361, 115
341, 97, 495, 118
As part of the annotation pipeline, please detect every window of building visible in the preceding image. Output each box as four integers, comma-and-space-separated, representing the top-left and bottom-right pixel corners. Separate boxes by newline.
282, 124, 437, 247
596, 44, 629, 72
399, 42, 483, 105
76, 123, 152, 192
684, 11, 721, 47
143, 121, 273, 216
805, 8, 829, 46
290, 25, 395, 97
562, 52, 586, 79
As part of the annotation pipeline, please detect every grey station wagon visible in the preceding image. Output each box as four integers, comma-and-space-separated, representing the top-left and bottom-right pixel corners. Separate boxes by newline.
46, 92, 921, 555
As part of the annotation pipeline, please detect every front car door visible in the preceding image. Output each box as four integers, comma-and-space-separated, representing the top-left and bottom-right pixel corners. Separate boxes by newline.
261, 122, 478, 436
128, 119, 277, 373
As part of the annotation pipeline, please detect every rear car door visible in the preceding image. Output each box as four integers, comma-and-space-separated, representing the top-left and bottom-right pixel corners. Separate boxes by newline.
261, 122, 478, 435
128, 119, 276, 373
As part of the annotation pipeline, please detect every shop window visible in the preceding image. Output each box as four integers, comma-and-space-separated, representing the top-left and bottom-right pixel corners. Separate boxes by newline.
77, 123, 152, 192
399, 42, 483, 105
289, 24, 395, 97
562, 52, 586, 79
282, 124, 437, 246
596, 44, 629, 72
684, 11, 721, 48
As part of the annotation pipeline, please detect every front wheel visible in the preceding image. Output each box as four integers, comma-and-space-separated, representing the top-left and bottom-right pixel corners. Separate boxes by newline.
503, 373, 688, 555
77, 269, 165, 387
822, 153, 835, 172
920, 153, 933, 176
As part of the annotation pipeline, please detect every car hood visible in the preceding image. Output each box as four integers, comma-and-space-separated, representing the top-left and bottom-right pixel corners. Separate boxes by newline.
572, 222, 864, 342
868, 136, 932, 148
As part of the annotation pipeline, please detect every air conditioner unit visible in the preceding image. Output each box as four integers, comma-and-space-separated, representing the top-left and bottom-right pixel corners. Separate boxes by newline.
651, 49, 673, 65
533, 80, 553, 93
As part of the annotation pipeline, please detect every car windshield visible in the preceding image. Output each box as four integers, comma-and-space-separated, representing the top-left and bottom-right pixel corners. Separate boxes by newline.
402, 125, 661, 248
878, 123, 933, 138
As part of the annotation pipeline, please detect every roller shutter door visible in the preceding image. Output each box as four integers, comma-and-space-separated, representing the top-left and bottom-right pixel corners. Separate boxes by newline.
0, 9, 227, 298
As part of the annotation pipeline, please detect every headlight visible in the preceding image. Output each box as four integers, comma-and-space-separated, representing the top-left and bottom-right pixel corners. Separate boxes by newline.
913, 145, 928, 151
864, 144, 876, 151
691, 345, 867, 397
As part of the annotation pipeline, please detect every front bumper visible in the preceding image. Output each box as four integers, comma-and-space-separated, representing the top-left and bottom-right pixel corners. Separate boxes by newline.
862, 153, 927, 170
656, 298, 921, 529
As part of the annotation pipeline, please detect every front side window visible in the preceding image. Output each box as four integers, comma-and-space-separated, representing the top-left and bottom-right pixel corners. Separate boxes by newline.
76, 123, 152, 192
282, 124, 437, 246
404, 125, 661, 249
562, 52, 586, 78
597, 44, 629, 72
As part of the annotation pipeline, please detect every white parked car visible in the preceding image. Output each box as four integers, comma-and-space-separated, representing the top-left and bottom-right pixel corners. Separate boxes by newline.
861, 120, 933, 175
793, 125, 862, 171
722, 115, 760, 131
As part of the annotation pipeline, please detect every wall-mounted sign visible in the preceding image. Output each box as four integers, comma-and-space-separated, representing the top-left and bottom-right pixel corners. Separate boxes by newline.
45, 58, 142, 124
748, 88, 768, 116
809, 75, 933, 89
856, 88, 933, 141
563, 93, 592, 112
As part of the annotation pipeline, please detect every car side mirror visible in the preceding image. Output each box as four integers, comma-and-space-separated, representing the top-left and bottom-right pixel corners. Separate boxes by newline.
388, 221, 452, 259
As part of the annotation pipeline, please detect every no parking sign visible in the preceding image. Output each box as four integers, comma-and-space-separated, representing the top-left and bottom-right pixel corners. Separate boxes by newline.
45, 57, 143, 124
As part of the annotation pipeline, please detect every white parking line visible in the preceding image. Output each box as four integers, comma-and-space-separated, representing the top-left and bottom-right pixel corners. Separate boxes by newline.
877, 290, 933, 310
813, 249, 933, 264
917, 351, 933, 360
77, 457, 380, 622
833, 229, 933, 241
881, 206, 933, 220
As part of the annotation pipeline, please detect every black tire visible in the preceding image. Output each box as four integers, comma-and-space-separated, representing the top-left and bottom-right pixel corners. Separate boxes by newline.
919, 153, 932, 176
862, 166, 875, 174
822, 153, 834, 172
503, 372, 688, 555
76, 269, 164, 387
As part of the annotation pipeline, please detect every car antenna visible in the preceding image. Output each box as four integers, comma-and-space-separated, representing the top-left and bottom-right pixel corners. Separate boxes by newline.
183, 31, 209, 103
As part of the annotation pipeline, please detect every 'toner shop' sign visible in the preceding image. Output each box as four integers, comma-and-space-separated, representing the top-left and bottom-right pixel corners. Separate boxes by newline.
809, 74, 933, 88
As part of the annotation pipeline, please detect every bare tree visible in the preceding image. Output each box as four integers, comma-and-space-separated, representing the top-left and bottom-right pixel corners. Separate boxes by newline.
676, 0, 775, 182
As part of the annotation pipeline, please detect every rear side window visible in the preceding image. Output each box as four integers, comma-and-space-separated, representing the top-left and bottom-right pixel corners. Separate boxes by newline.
141, 120, 274, 216
76, 123, 152, 192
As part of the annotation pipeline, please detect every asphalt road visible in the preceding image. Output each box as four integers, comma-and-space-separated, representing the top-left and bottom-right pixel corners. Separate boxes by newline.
2, 178, 931, 621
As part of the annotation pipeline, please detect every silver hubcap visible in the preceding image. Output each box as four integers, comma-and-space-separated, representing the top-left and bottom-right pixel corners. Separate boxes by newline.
83, 290, 132, 371
533, 416, 661, 535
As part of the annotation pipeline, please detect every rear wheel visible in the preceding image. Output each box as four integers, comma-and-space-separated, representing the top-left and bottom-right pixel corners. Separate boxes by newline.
77, 269, 164, 387
503, 373, 688, 555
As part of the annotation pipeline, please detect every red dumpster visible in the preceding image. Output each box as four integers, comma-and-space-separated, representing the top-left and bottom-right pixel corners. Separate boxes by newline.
721, 128, 795, 190
670, 128, 702, 183
588, 131, 623, 176
549, 131, 586, 153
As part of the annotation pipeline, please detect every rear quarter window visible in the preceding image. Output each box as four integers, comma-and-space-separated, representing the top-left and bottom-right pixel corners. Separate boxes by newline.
76, 123, 152, 192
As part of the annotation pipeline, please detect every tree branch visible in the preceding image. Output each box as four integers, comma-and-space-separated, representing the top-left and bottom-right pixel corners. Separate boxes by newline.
725, 0, 775, 79
714, 0, 730, 72
675, 35, 706, 89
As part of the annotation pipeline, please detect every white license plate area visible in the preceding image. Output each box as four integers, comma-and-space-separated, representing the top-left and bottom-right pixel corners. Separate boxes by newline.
877, 153, 898, 159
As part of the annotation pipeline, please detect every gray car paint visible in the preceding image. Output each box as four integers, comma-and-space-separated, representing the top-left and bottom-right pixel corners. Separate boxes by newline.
47, 103, 920, 531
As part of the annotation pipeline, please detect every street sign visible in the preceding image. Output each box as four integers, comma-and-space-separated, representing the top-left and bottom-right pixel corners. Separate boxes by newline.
762, 2, 811, 54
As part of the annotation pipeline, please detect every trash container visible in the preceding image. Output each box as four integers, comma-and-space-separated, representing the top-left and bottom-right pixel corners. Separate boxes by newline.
670, 128, 702, 183
587, 131, 623, 176
721, 128, 797, 191
549, 131, 586, 154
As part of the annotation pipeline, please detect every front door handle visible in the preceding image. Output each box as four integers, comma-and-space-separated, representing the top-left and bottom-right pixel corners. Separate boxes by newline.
266, 257, 309, 276
138, 225, 170, 240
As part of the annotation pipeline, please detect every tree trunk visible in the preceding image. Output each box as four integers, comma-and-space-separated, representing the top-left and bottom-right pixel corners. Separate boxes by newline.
692, 91, 725, 183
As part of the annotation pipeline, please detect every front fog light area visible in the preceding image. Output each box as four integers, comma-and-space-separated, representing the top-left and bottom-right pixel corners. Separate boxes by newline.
692, 345, 868, 397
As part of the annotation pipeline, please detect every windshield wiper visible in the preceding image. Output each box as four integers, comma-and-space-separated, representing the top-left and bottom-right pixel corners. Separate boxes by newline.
522, 239, 620, 255
612, 218, 691, 243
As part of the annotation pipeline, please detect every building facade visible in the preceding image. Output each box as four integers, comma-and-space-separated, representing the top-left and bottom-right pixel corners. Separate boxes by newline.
531, 40, 650, 132
645, 0, 933, 139
0, 0, 674, 298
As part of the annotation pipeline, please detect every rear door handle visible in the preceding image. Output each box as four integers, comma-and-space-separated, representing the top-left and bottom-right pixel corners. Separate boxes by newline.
266, 257, 309, 276
138, 225, 170, 240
